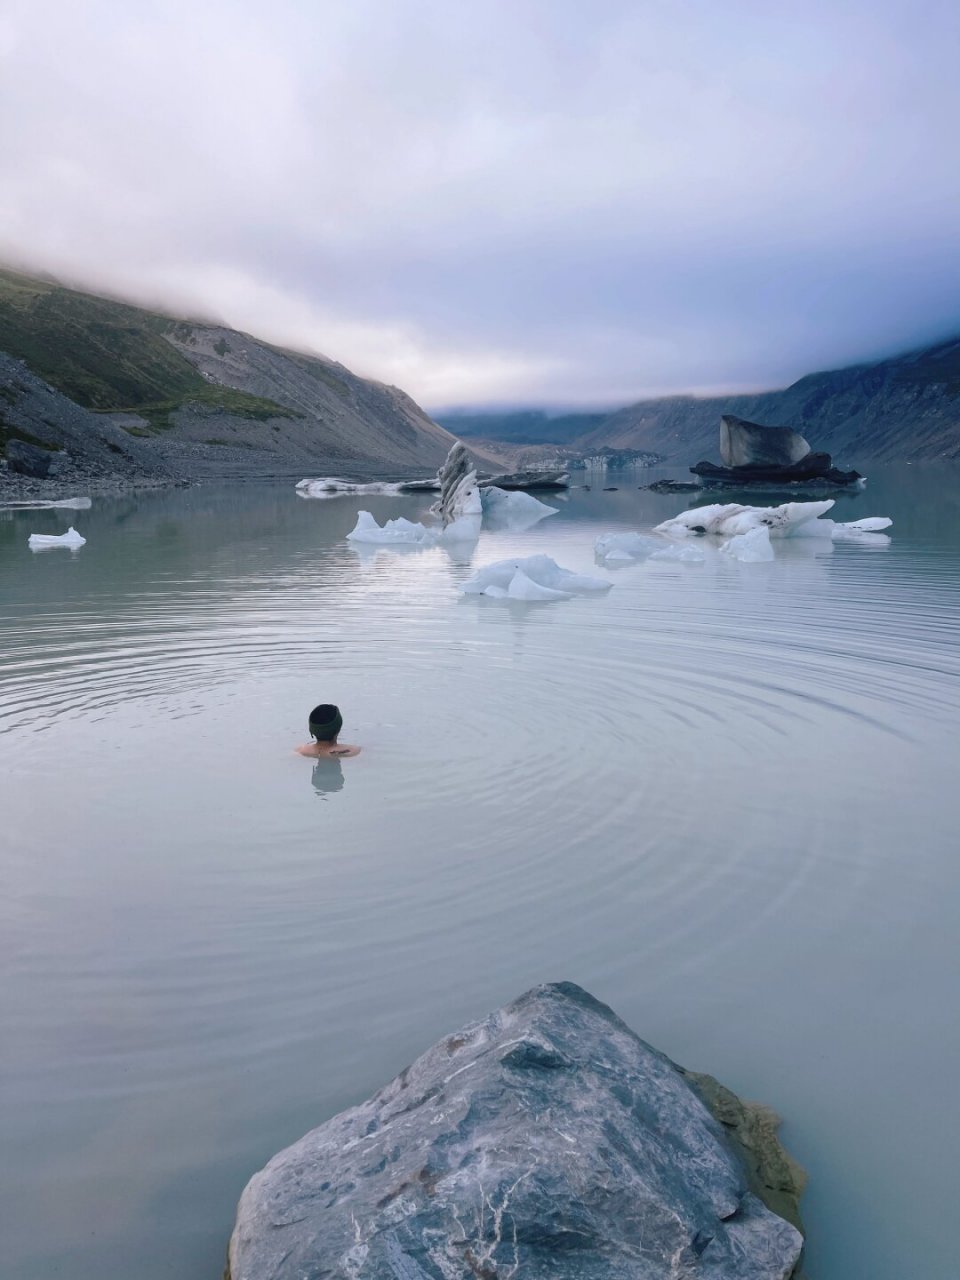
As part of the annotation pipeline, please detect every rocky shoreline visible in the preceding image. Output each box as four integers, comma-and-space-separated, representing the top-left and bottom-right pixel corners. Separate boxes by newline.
0, 456, 439, 504
227, 984, 806, 1280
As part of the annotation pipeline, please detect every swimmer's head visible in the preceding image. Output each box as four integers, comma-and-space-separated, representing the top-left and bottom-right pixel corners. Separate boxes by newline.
308, 703, 343, 743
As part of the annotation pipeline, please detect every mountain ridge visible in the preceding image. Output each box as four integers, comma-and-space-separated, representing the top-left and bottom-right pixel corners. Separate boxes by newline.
577, 335, 960, 462
0, 266, 458, 484
440, 337, 960, 463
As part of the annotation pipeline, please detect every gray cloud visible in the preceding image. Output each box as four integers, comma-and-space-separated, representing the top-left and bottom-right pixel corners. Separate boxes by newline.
1, 0, 959, 407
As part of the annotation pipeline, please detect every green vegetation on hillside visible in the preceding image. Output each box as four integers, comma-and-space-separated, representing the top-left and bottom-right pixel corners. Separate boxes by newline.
0, 412, 58, 452
0, 267, 292, 426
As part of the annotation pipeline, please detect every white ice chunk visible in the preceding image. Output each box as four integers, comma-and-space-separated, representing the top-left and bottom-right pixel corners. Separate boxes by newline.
720, 526, 775, 562
28, 526, 86, 549
481, 486, 557, 529
648, 543, 707, 562
831, 517, 893, 539
2, 497, 92, 510
462, 554, 612, 599
345, 509, 480, 547
783, 514, 893, 540
346, 511, 437, 545
655, 499, 835, 539
440, 513, 483, 542
595, 531, 664, 561
297, 477, 402, 497
505, 569, 573, 601
837, 517, 892, 533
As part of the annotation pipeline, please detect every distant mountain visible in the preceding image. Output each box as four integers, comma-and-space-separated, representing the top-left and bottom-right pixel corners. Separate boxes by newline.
435, 408, 608, 445
0, 267, 456, 481
575, 338, 960, 463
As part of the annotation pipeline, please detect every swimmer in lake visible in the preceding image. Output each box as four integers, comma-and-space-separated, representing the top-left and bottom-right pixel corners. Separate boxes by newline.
295, 703, 361, 759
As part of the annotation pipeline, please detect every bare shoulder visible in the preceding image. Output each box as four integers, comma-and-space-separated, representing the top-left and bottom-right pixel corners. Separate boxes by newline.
294, 742, 361, 759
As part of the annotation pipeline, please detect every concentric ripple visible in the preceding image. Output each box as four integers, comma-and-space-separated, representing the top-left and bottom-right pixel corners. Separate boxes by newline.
1, 474, 958, 1280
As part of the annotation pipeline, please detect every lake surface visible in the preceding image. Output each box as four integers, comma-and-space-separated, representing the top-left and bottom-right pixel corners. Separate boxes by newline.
1, 468, 958, 1280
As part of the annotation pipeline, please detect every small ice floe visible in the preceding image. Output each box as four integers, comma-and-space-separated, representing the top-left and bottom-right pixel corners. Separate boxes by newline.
720, 526, 774, 563
2, 497, 92, 510
297, 478, 402, 498
648, 542, 707, 563
594, 531, 664, 562
790, 515, 893, 542
655, 499, 891, 542
480, 486, 557, 529
462, 554, 612, 601
346, 510, 482, 546
28, 526, 86, 549
346, 512, 438, 545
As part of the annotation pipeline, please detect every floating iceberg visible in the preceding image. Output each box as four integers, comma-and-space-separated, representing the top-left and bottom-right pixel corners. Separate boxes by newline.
649, 542, 707, 563
595, 531, 665, 562
2, 497, 92, 510
655, 499, 891, 542
296, 477, 402, 498
788, 515, 893, 541
484, 569, 573, 601
720, 526, 775, 562
346, 511, 438, 545
28, 526, 86, 549
463, 554, 612, 600
480, 485, 558, 529
431, 441, 482, 525
346, 509, 481, 547
439, 513, 483, 542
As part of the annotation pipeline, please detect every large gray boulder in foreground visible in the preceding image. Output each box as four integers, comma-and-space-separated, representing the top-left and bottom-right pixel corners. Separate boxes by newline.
228, 983, 804, 1280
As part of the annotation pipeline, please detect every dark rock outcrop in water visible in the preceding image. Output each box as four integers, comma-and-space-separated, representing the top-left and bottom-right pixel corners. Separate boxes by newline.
228, 983, 804, 1280
690, 415, 862, 487
719, 416, 812, 468
571, 335, 960, 462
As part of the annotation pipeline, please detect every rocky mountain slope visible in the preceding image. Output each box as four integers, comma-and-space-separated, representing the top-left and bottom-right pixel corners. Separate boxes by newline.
441, 337, 960, 463
436, 407, 608, 444
0, 267, 457, 485
577, 337, 960, 463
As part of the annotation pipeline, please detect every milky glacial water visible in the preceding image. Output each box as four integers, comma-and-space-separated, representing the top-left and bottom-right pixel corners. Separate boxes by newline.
1, 469, 958, 1280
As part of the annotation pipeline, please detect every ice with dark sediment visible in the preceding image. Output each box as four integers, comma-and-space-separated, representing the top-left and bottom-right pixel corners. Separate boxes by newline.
296, 478, 402, 497
654, 499, 891, 541
594, 499, 891, 566
343, 442, 556, 545
431, 440, 482, 525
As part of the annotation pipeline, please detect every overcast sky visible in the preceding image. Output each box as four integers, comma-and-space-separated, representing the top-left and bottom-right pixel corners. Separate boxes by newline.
1, 0, 959, 409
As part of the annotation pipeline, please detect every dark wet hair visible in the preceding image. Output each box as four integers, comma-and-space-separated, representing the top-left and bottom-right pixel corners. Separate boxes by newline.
308, 703, 343, 742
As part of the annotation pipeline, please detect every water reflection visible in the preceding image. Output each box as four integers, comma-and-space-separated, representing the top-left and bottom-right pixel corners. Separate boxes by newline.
311, 757, 345, 797
0, 472, 958, 1280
